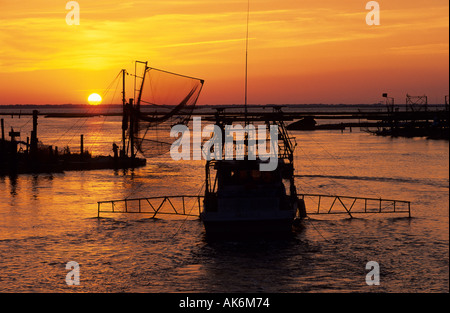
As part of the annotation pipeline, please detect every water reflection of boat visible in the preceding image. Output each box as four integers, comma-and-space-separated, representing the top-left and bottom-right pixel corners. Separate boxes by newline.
201, 107, 307, 236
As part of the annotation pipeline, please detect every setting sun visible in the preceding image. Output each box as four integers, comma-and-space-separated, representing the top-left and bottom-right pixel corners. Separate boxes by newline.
88, 93, 102, 105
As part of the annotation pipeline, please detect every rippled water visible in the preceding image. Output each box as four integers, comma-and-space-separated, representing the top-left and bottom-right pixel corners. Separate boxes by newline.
0, 109, 448, 292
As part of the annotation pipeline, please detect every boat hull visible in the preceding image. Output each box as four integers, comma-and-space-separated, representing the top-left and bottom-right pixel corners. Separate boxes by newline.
201, 217, 295, 237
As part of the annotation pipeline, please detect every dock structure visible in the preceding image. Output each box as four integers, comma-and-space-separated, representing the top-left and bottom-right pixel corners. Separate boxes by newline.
2, 104, 447, 139
96, 194, 411, 219
0, 109, 146, 176
0, 104, 446, 121
1, 102, 448, 136
406, 94, 428, 112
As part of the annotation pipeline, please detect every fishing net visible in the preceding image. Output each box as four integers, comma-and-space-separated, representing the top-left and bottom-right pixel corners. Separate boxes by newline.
131, 67, 204, 158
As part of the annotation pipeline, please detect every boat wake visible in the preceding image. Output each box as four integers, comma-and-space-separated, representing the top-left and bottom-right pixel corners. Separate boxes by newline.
295, 174, 449, 189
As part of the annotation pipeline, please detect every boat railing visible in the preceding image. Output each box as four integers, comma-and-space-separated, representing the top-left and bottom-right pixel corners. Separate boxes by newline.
298, 193, 411, 218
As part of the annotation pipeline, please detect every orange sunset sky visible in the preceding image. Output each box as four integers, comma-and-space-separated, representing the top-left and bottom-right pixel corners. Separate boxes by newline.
0, 0, 448, 105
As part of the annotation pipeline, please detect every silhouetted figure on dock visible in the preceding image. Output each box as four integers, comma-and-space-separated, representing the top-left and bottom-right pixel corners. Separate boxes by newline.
112, 143, 119, 160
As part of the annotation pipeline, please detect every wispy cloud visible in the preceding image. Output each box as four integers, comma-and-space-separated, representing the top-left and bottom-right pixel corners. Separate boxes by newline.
388, 43, 449, 55
0, 0, 448, 105
0, 0, 448, 73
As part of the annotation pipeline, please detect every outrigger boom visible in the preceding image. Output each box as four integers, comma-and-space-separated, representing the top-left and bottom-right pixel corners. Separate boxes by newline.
97, 194, 411, 219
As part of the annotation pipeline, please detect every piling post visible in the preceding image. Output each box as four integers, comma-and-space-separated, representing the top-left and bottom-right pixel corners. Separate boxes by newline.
80, 134, 84, 159
1, 118, 4, 141
0, 119, 4, 162
128, 99, 135, 160
30, 110, 38, 157
9, 127, 18, 164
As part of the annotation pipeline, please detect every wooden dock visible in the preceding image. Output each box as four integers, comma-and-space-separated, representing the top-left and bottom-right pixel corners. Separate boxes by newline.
0, 110, 146, 176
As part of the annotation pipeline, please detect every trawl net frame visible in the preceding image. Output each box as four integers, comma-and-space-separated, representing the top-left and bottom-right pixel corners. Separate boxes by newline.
134, 67, 204, 158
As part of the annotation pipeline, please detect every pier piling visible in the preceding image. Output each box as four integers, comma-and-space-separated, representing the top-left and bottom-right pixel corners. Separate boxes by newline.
80, 134, 84, 158
30, 110, 38, 157
1, 118, 4, 141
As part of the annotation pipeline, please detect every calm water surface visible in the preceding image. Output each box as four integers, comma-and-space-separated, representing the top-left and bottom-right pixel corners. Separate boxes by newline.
0, 109, 448, 292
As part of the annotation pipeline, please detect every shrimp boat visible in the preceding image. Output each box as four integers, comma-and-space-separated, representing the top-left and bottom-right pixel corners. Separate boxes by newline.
200, 107, 307, 236
200, 1, 305, 236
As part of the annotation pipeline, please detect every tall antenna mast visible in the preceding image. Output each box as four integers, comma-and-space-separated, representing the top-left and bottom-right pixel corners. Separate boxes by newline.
121, 69, 127, 157
244, 0, 250, 125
